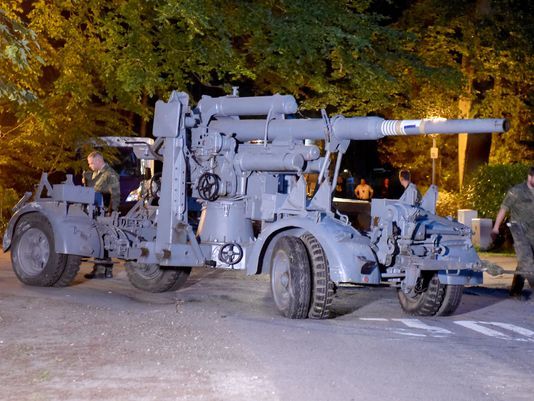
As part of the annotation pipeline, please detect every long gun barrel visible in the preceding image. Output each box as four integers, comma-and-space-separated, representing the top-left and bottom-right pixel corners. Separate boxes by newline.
208, 116, 509, 142
195, 93, 509, 142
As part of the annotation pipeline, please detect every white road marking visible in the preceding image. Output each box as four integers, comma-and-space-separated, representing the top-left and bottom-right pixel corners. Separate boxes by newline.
453, 321, 510, 340
392, 319, 453, 336
486, 322, 534, 339
394, 330, 427, 337
359, 318, 534, 341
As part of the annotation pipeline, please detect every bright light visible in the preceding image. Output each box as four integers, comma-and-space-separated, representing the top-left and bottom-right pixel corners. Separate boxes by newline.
424, 117, 447, 122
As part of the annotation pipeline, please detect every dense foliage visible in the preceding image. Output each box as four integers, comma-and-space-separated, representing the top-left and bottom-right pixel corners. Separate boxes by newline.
0, 0, 531, 215
0, 0, 429, 192
436, 189, 462, 219
463, 163, 530, 218
378, 0, 533, 190
0, 8, 44, 104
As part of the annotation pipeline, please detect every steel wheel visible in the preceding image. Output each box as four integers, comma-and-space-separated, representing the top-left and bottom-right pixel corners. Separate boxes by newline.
270, 236, 311, 319
11, 213, 72, 286
15, 227, 51, 277
271, 247, 292, 312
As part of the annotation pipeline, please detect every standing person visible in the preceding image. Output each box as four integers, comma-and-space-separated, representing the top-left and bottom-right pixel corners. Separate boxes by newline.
491, 167, 534, 297
345, 174, 355, 199
380, 177, 392, 198
83, 151, 121, 279
84, 151, 121, 213
334, 176, 345, 197
398, 170, 422, 206
354, 178, 374, 201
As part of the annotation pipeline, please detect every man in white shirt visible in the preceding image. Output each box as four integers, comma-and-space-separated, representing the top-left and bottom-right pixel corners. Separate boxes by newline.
354, 178, 374, 201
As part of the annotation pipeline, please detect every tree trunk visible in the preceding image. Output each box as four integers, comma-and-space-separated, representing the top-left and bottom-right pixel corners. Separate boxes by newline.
458, 0, 493, 190
139, 93, 148, 138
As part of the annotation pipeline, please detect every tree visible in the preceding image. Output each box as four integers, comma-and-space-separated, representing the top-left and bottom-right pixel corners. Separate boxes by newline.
0, 7, 43, 104
378, 0, 533, 190
2, 0, 428, 194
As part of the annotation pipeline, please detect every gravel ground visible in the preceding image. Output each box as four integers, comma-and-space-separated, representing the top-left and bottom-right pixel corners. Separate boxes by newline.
1, 252, 532, 401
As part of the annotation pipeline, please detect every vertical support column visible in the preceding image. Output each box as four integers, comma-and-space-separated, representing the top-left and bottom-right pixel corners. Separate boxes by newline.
156, 135, 188, 253
152, 91, 190, 257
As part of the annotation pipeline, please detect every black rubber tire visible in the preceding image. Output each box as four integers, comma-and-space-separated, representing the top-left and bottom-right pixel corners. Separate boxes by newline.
398, 272, 464, 316
436, 284, 464, 316
53, 255, 82, 287
270, 236, 311, 319
397, 273, 445, 316
125, 262, 191, 293
300, 233, 334, 319
11, 213, 76, 287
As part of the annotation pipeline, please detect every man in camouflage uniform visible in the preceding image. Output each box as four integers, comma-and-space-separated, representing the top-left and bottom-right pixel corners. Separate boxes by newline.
84, 151, 121, 279
84, 151, 121, 213
492, 166, 534, 297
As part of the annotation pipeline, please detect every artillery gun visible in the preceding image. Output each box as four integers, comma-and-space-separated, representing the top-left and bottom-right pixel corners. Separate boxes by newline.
3, 90, 509, 318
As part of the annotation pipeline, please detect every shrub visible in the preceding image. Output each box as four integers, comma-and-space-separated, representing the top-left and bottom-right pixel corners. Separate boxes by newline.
463, 163, 530, 218
436, 189, 462, 218
0, 187, 20, 233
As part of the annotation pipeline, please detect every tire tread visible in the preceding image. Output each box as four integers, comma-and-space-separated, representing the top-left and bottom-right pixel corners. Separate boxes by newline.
125, 262, 191, 293
301, 233, 334, 319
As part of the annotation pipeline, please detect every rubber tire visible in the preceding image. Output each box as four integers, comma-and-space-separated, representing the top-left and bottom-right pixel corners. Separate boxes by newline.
436, 284, 464, 316
270, 236, 311, 319
125, 262, 191, 293
397, 273, 464, 316
397, 273, 445, 316
300, 233, 334, 319
11, 213, 79, 287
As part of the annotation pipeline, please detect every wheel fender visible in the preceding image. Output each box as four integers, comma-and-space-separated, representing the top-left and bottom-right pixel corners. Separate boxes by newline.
246, 215, 380, 284
438, 270, 483, 285
3, 203, 43, 251
3, 203, 103, 258
436, 242, 483, 286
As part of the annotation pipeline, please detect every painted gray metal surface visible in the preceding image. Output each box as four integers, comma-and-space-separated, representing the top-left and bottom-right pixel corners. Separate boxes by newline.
3, 90, 509, 291
208, 115, 508, 142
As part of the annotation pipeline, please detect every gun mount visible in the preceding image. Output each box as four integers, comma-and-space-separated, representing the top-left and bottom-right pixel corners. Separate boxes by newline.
3, 90, 509, 319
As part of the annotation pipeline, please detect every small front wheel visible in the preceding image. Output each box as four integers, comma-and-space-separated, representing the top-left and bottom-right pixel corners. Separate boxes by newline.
125, 262, 191, 293
270, 236, 311, 319
397, 272, 463, 316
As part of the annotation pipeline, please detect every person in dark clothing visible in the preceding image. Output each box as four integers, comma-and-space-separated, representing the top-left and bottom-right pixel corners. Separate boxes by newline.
380, 178, 392, 199
83, 151, 121, 279
84, 151, 121, 213
492, 166, 534, 297
398, 170, 422, 206
334, 176, 345, 197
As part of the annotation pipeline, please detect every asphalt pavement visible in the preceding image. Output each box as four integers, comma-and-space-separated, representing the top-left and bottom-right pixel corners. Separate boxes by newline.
1, 251, 532, 401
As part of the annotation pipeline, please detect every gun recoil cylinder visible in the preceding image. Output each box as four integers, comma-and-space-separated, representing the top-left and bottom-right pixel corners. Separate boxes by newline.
197, 94, 298, 122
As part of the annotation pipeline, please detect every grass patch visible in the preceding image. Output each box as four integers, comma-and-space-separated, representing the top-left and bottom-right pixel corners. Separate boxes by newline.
478, 251, 516, 258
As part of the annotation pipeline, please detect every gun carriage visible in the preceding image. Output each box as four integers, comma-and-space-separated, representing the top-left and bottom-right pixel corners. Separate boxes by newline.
3, 90, 509, 318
